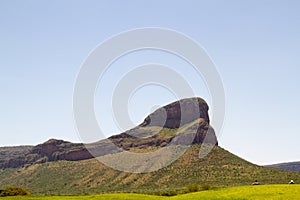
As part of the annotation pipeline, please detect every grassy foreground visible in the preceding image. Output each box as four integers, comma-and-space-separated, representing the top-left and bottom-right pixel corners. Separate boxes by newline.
1, 184, 300, 200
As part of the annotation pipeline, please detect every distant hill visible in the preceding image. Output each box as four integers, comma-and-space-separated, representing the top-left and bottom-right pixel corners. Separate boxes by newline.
0, 97, 299, 195
266, 162, 300, 172
0, 145, 33, 161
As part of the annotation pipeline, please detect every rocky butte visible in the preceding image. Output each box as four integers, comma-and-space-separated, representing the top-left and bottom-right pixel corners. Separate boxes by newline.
0, 97, 218, 169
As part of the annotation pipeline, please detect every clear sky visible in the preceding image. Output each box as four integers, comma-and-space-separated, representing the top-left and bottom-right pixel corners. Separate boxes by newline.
0, 0, 300, 165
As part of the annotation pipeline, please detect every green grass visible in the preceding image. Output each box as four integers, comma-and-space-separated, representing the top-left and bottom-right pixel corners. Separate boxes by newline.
0, 193, 163, 200
1, 185, 300, 200
173, 184, 300, 199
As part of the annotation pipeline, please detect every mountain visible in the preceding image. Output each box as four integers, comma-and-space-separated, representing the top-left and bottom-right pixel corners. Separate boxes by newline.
0, 97, 299, 195
0, 97, 217, 169
266, 162, 300, 172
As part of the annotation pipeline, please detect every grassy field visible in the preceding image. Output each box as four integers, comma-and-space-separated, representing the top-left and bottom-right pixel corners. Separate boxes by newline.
1, 185, 300, 200
173, 184, 300, 200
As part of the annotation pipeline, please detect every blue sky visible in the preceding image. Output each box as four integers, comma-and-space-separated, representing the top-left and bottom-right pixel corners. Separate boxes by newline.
0, 0, 300, 165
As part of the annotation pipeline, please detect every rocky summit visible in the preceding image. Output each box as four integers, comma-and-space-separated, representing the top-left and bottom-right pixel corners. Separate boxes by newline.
0, 97, 218, 169
140, 97, 210, 128
110, 97, 218, 149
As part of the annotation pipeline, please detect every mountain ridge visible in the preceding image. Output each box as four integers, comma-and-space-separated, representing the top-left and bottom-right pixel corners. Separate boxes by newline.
266, 161, 300, 172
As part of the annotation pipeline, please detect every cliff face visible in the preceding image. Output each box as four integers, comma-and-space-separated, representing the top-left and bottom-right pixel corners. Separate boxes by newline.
140, 97, 210, 128
0, 97, 218, 169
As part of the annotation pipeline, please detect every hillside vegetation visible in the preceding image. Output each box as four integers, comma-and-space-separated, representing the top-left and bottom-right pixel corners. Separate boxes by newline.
1, 144, 299, 195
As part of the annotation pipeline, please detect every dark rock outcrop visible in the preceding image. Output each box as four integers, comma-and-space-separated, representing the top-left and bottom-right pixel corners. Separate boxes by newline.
30, 139, 93, 162
140, 97, 210, 128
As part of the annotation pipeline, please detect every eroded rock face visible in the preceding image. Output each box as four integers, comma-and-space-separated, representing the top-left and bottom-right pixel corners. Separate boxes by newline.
31, 139, 93, 162
140, 97, 210, 128
110, 97, 218, 148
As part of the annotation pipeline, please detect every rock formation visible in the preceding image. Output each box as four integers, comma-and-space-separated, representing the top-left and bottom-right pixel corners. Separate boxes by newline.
0, 97, 218, 169
140, 97, 210, 128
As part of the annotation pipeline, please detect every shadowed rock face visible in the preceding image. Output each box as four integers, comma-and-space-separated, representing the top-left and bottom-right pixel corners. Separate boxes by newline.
140, 97, 210, 128
0, 97, 218, 169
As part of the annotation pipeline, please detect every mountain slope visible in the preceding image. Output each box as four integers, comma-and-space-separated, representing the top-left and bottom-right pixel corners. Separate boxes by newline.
0, 144, 299, 195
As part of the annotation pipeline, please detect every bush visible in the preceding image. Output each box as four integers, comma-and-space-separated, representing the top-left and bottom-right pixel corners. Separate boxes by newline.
160, 190, 178, 196
200, 184, 212, 190
152, 190, 178, 196
185, 183, 200, 193
0, 186, 30, 197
